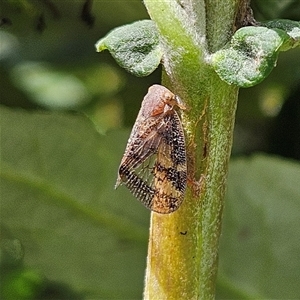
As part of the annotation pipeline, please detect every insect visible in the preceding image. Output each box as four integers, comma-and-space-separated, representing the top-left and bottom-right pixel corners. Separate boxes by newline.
115, 84, 187, 214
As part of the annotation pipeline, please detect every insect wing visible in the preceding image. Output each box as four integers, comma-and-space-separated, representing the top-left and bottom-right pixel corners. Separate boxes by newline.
117, 110, 187, 214
151, 111, 187, 213
115, 114, 164, 187
118, 116, 163, 172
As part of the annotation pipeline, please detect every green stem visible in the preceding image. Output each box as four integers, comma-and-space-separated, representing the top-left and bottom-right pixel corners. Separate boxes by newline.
143, 1, 239, 299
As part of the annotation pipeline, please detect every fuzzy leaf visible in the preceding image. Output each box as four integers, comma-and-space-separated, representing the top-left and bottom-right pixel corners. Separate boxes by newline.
212, 26, 290, 87
95, 20, 162, 77
263, 19, 300, 51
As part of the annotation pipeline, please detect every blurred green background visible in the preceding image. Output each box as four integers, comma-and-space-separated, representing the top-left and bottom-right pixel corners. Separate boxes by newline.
1, 1, 300, 299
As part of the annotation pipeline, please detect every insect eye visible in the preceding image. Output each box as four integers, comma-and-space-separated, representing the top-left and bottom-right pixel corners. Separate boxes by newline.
163, 93, 176, 106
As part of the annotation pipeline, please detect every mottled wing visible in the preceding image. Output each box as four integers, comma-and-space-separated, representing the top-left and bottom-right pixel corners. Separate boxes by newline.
117, 110, 187, 214
118, 116, 163, 172
151, 111, 187, 213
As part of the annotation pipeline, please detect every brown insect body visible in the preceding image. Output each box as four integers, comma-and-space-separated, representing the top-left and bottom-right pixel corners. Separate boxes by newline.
115, 85, 187, 214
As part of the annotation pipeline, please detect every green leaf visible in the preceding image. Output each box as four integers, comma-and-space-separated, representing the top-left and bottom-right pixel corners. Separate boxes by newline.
212, 26, 290, 87
263, 19, 300, 51
0, 106, 149, 298
95, 20, 162, 77
217, 155, 300, 299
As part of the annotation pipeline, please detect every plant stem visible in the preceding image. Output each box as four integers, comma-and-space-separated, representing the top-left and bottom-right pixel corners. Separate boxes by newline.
143, 1, 239, 299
